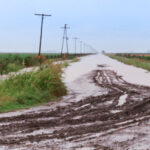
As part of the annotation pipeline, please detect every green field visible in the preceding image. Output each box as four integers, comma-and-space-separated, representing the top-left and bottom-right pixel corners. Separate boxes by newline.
0, 53, 81, 75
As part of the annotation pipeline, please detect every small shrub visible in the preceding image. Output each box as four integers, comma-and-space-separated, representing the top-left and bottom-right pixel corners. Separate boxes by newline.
6, 63, 22, 73
63, 62, 69, 67
34, 55, 47, 63
71, 58, 79, 63
24, 56, 36, 67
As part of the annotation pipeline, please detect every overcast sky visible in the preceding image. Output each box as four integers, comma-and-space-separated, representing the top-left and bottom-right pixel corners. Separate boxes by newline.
0, 0, 150, 53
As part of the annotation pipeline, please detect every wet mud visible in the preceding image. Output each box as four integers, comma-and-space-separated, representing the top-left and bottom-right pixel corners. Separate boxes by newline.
0, 66, 150, 149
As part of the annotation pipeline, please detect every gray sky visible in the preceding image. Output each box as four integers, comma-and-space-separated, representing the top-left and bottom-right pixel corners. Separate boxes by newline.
0, 0, 150, 53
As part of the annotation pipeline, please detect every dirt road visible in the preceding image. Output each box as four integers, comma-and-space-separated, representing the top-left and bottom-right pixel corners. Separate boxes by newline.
0, 54, 150, 150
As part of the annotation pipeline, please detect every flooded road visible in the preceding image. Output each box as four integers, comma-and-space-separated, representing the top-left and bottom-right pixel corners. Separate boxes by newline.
0, 54, 150, 150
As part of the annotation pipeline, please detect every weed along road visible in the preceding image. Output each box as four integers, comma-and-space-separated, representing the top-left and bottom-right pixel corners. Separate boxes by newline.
1, 54, 150, 149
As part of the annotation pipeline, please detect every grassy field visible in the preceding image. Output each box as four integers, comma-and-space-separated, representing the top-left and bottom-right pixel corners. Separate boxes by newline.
0, 53, 82, 112
0, 53, 61, 59
0, 53, 81, 75
0, 62, 67, 112
0, 53, 60, 75
108, 53, 150, 71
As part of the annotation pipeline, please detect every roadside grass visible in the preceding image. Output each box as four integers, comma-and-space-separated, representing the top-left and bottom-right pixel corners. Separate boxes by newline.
0, 62, 67, 112
71, 57, 80, 63
0, 53, 83, 112
108, 54, 150, 71
63, 62, 69, 67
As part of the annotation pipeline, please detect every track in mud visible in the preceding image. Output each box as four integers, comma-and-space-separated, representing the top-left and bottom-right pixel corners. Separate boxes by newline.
0, 65, 150, 149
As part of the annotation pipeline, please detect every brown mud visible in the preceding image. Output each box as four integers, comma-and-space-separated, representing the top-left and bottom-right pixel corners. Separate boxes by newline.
0, 66, 150, 149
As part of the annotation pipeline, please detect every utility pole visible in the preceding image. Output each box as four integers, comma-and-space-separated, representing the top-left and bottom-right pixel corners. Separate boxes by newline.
83, 43, 86, 54
73, 37, 79, 56
35, 13, 51, 56
61, 24, 70, 56
80, 41, 82, 55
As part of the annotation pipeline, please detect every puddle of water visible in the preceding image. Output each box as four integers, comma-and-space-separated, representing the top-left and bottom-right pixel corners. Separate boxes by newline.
117, 94, 128, 106
105, 101, 113, 105
111, 110, 121, 113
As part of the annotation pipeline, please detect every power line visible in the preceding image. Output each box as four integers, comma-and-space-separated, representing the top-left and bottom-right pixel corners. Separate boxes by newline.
35, 13, 51, 56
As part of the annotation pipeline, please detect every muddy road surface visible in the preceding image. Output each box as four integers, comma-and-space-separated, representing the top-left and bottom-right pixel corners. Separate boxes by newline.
0, 65, 150, 149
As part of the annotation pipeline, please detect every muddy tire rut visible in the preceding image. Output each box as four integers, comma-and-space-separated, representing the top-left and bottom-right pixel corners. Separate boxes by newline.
0, 66, 150, 149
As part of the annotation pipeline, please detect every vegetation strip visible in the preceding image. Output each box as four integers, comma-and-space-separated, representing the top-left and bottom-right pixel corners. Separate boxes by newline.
107, 54, 150, 71
0, 53, 82, 75
0, 52, 83, 112
0, 62, 67, 112
0, 53, 82, 113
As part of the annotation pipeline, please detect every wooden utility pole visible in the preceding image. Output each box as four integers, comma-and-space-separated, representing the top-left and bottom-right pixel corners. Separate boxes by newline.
83, 43, 86, 54
73, 37, 79, 56
35, 13, 51, 56
80, 41, 82, 54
